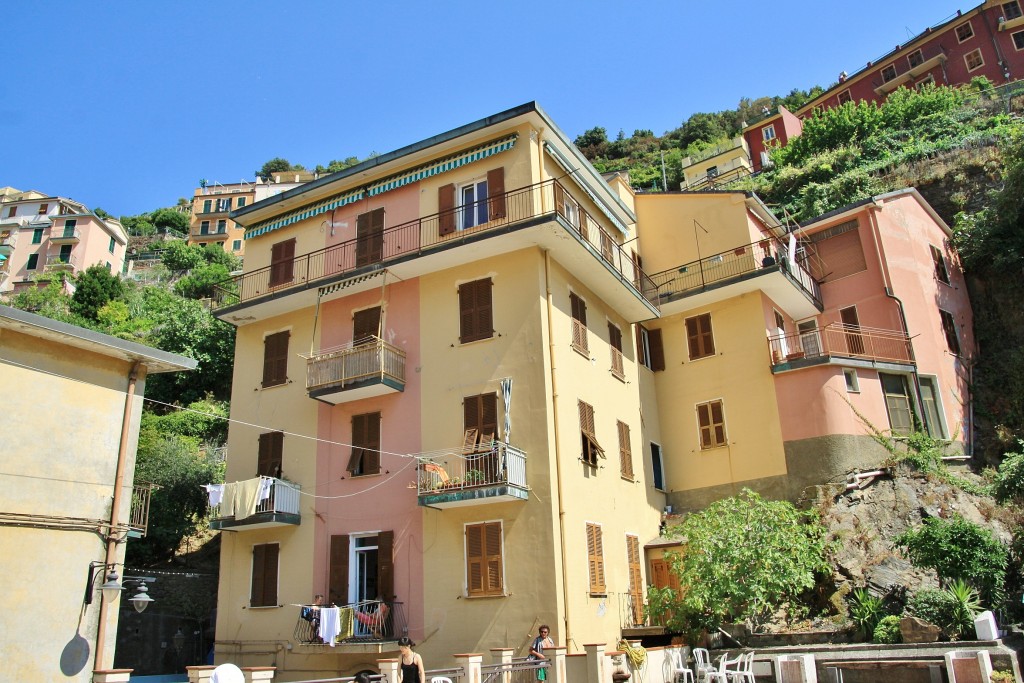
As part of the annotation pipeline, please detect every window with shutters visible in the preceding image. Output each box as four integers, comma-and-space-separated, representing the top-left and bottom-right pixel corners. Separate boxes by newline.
200, 221, 210, 235
26, 253, 38, 270
964, 48, 984, 72
806, 220, 866, 282
269, 238, 296, 287
1006, 0, 1023, 20
353, 306, 382, 344
262, 331, 290, 387
257, 431, 283, 478
554, 182, 580, 228
356, 208, 385, 266
930, 246, 950, 284
329, 531, 395, 607
939, 309, 961, 355
685, 313, 715, 360
446, 168, 505, 233
348, 412, 381, 476
881, 64, 898, 83
696, 399, 727, 450
570, 291, 588, 355
586, 522, 606, 594
636, 324, 651, 370
608, 322, 625, 380
250, 543, 279, 607
465, 393, 498, 442
32, 228, 43, 244
466, 521, 504, 597
458, 178, 489, 230
956, 21, 974, 42
458, 278, 493, 343
579, 400, 603, 466
640, 326, 665, 371
617, 420, 634, 480
919, 375, 947, 439
626, 535, 643, 625
650, 442, 665, 491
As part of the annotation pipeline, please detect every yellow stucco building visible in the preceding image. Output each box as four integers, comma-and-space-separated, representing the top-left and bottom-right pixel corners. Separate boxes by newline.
0, 304, 195, 682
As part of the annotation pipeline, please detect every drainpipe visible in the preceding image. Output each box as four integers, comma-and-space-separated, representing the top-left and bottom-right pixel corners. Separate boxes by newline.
94, 362, 141, 672
544, 250, 573, 652
866, 208, 928, 433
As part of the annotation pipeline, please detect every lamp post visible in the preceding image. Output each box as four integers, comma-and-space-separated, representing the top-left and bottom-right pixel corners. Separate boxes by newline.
84, 561, 123, 606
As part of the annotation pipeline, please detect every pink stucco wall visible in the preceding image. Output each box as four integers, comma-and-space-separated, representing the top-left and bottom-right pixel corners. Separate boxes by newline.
312, 278, 424, 639
772, 192, 974, 448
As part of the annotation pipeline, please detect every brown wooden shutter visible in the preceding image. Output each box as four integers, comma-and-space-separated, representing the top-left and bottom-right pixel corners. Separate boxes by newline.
356, 208, 384, 266
257, 431, 283, 478
377, 530, 394, 601
648, 328, 665, 371
487, 167, 506, 219
353, 306, 382, 344
609, 323, 624, 378
697, 402, 713, 449
570, 292, 588, 352
262, 331, 290, 387
466, 522, 503, 597
586, 523, 606, 593
439, 184, 456, 236
464, 393, 498, 438
686, 313, 715, 360
711, 400, 726, 446
348, 412, 381, 475
554, 182, 566, 218
459, 278, 493, 343
618, 420, 633, 479
627, 535, 643, 624
269, 238, 295, 287
251, 543, 279, 607
329, 534, 350, 606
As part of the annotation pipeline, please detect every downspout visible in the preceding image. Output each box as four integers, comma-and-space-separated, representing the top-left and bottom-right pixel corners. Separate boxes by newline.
866, 208, 928, 432
544, 249, 573, 652
980, 7, 1009, 80
94, 362, 141, 672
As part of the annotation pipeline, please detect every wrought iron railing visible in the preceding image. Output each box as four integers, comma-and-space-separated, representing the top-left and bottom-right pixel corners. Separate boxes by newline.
481, 658, 548, 683
129, 483, 155, 537
211, 179, 658, 312
44, 253, 78, 271
192, 227, 229, 237
305, 337, 406, 392
647, 237, 821, 307
681, 164, 753, 191
417, 442, 527, 497
618, 591, 647, 630
767, 322, 914, 365
293, 600, 407, 644
50, 228, 81, 241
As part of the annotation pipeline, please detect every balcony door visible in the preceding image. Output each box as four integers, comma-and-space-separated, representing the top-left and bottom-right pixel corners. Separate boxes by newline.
840, 306, 865, 355
353, 306, 381, 344
329, 531, 395, 620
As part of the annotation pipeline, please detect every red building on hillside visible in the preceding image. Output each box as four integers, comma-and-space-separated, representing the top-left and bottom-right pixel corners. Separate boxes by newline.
744, 0, 1024, 172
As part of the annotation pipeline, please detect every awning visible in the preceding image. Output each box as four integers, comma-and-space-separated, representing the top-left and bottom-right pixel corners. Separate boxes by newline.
543, 142, 629, 236
244, 189, 366, 240
367, 134, 518, 196
317, 270, 388, 298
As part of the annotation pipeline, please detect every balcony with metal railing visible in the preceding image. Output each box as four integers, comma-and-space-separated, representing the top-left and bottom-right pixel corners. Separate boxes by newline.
0, 229, 18, 255
49, 227, 81, 244
647, 238, 822, 320
209, 476, 301, 530
304, 336, 406, 404
293, 600, 407, 649
212, 179, 659, 325
417, 441, 528, 508
128, 483, 155, 538
44, 253, 78, 272
767, 322, 915, 371
191, 226, 229, 239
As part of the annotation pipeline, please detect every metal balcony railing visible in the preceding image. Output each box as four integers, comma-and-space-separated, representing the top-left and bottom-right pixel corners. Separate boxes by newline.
293, 600, 407, 644
767, 322, 914, 366
209, 476, 301, 519
128, 483, 155, 537
417, 442, 527, 497
212, 179, 658, 311
44, 253, 78, 271
647, 238, 822, 307
305, 337, 406, 392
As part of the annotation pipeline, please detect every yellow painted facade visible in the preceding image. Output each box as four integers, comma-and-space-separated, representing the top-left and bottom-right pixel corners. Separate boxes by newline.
0, 305, 194, 682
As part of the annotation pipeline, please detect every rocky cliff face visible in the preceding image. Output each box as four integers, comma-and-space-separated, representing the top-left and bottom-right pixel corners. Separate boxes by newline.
815, 465, 1013, 602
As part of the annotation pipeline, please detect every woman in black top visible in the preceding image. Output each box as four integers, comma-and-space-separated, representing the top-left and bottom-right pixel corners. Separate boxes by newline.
398, 637, 425, 683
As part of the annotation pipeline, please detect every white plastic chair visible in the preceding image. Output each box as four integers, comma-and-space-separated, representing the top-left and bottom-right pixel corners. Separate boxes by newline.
667, 647, 695, 683
705, 652, 739, 683
727, 652, 755, 683
692, 648, 714, 683
431, 677, 454, 683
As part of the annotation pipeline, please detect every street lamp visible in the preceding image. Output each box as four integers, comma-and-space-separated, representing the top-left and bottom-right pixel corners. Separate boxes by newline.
122, 576, 155, 613
84, 561, 123, 606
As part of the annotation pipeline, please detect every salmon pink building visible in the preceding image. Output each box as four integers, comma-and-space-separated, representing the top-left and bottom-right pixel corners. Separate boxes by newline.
744, 0, 1024, 171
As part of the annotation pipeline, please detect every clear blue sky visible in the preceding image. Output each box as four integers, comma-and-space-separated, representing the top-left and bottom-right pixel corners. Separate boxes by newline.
4, 0, 969, 217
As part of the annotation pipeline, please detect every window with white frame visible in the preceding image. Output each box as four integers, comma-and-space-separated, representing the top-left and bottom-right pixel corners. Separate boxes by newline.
844, 369, 860, 393
1004, 1, 1023, 20
881, 64, 898, 83
908, 50, 925, 68
956, 22, 974, 42
762, 124, 776, 142
458, 177, 489, 230
1014, 30, 1024, 50
918, 376, 947, 439
964, 49, 985, 72
837, 90, 852, 105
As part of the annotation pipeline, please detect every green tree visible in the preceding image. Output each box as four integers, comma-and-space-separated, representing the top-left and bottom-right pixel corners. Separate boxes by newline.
646, 489, 832, 635
70, 264, 126, 320
257, 157, 298, 181
5, 278, 78, 321
120, 213, 156, 237
315, 156, 361, 174
895, 515, 1008, 605
161, 240, 205, 271
93, 207, 111, 219
991, 441, 1024, 503
201, 243, 242, 270
150, 207, 190, 234
173, 262, 231, 300
678, 112, 727, 148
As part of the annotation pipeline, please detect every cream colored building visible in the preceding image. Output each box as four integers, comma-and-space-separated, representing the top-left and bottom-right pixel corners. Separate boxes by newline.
0, 305, 195, 682
210, 103, 665, 679
188, 182, 258, 256
678, 137, 752, 191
